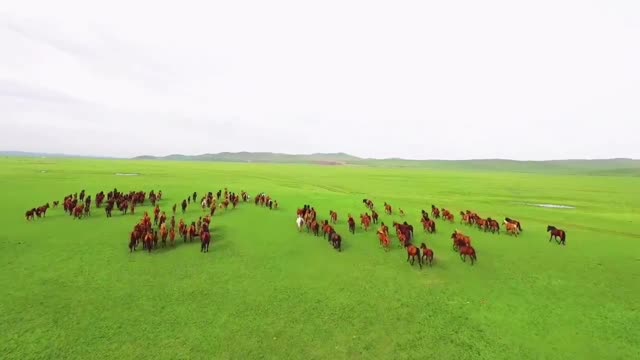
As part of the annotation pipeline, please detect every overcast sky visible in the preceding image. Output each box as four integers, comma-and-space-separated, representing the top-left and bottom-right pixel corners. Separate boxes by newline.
1, 0, 638, 160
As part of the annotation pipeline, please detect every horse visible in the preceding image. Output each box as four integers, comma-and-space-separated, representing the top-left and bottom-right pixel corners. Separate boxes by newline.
371, 210, 379, 224
330, 232, 342, 252
129, 231, 138, 252
377, 229, 391, 251
384, 202, 392, 215
475, 218, 488, 231
420, 243, 434, 267
296, 216, 304, 232
160, 224, 168, 247
459, 245, 477, 265
451, 230, 472, 251
169, 228, 176, 246
25, 208, 36, 221
310, 220, 320, 236
431, 205, 440, 219
405, 243, 422, 269
398, 232, 408, 248
360, 214, 371, 231
201, 231, 211, 252
330, 211, 338, 224
547, 225, 566, 245
347, 216, 356, 234
323, 221, 334, 240
505, 217, 523, 232
393, 221, 412, 246
421, 218, 436, 233
399, 209, 405, 217
504, 220, 520, 237
443, 212, 454, 223
486, 218, 500, 233
144, 232, 154, 253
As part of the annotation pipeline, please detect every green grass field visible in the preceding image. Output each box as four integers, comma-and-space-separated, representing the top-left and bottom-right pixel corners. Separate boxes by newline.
1, 158, 638, 360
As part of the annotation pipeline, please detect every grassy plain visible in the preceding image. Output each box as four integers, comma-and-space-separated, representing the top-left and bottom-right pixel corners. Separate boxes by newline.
0, 158, 638, 360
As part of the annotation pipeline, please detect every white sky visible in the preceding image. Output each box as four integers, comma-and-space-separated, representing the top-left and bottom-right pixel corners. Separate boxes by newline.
1, 0, 639, 160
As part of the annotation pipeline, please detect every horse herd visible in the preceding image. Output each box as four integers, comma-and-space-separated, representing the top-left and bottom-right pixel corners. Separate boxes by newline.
24, 189, 567, 263
296, 198, 567, 269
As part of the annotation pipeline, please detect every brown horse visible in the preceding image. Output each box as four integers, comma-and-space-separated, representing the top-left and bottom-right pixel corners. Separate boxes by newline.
459, 245, 477, 265
347, 215, 356, 234
201, 231, 211, 252
129, 231, 139, 252
486, 218, 500, 233
371, 210, 379, 224
431, 205, 440, 219
360, 214, 371, 231
505, 217, 523, 232
421, 218, 436, 233
330, 232, 342, 252
504, 221, 520, 237
547, 225, 566, 245
144, 232, 154, 253
406, 243, 422, 269
384, 202, 392, 215
169, 228, 176, 246
420, 243, 434, 267
398, 232, 408, 248
310, 220, 320, 236
377, 229, 391, 251
475, 218, 488, 231
323, 222, 334, 240
451, 230, 472, 251
160, 224, 168, 247
330, 211, 338, 224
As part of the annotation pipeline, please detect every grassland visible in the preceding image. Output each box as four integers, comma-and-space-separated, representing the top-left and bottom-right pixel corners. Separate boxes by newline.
1, 158, 638, 360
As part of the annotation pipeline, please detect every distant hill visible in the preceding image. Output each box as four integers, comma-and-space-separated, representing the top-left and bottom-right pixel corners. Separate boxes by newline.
131, 152, 640, 175
132, 152, 362, 165
0, 151, 115, 159
3, 150, 639, 175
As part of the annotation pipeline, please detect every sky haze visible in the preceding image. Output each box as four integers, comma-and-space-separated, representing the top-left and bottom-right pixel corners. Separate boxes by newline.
1, 0, 639, 160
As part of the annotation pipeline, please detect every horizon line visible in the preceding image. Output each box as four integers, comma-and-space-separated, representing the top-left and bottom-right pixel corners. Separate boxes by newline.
0, 150, 637, 162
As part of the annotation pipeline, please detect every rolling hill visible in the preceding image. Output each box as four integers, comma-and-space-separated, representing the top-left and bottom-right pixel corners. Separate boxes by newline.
2, 150, 639, 175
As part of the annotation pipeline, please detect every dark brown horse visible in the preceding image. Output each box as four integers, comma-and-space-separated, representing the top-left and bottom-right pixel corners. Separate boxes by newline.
129, 231, 139, 252
347, 216, 356, 234
486, 218, 500, 234
330, 232, 342, 252
547, 225, 566, 245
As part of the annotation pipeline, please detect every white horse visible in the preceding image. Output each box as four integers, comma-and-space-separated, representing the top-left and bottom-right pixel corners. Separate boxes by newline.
296, 216, 304, 232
